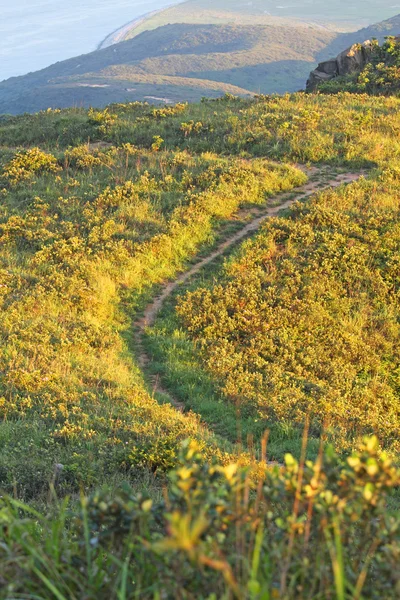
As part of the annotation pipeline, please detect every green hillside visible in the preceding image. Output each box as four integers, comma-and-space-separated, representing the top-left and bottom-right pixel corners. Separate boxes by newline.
124, 0, 400, 38
0, 22, 337, 114
0, 89, 399, 597
1, 7, 400, 115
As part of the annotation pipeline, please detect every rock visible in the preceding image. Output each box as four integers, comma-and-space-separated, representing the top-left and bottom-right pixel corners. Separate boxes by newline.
306, 40, 374, 91
336, 40, 373, 75
307, 70, 337, 92
317, 58, 339, 76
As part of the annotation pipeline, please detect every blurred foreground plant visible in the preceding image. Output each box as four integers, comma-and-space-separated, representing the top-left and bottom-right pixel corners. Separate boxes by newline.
0, 436, 398, 599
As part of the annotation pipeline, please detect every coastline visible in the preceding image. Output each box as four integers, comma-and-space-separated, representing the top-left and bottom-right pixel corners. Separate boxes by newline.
97, 2, 180, 50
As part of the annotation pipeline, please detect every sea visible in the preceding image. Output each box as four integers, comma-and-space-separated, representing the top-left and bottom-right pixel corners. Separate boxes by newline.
0, 0, 179, 82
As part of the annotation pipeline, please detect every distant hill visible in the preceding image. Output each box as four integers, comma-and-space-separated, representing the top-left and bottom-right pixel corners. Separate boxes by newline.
0, 22, 337, 114
1, 10, 400, 114
120, 0, 400, 39
322, 13, 400, 57
341, 12, 400, 41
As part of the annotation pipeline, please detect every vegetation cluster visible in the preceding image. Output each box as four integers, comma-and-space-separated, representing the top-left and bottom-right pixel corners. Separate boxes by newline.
1, 438, 399, 599
319, 37, 400, 95
0, 109, 303, 501
0, 90, 399, 597
178, 174, 400, 452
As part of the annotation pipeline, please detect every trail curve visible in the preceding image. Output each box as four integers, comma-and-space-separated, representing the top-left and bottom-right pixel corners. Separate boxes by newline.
135, 167, 364, 411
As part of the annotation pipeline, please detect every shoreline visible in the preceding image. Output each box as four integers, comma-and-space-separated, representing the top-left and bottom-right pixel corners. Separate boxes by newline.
97, 2, 181, 50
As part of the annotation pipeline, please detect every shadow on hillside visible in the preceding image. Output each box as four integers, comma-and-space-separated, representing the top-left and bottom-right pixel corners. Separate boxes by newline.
190, 59, 315, 94
0, 23, 259, 90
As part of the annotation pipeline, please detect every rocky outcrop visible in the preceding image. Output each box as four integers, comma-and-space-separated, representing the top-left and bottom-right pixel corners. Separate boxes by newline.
307, 41, 374, 91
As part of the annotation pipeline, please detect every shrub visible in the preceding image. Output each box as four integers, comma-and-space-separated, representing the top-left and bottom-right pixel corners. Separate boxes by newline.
2, 147, 60, 185
0, 437, 398, 599
88, 107, 117, 134
178, 177, 400, 452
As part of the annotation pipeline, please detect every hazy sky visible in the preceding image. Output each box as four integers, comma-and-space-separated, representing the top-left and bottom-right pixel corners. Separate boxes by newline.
0, 0, 179, 81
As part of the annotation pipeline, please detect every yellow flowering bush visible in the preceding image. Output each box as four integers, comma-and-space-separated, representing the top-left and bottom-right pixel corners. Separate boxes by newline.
178, 176, 400, 452
2, 147, 60, 185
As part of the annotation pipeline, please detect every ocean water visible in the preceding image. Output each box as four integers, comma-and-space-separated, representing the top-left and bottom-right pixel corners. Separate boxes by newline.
0, 0, 179, 81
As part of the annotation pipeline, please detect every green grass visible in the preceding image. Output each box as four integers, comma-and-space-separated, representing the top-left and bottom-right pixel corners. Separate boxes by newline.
177, 175, 400, 454
0, 437, 398, 599
0, 90, 398, 597
0, 134, 304, 501
143, 221, 320, 462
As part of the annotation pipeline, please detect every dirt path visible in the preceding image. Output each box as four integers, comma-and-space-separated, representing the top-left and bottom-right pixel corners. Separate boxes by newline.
135, 167, 364, 410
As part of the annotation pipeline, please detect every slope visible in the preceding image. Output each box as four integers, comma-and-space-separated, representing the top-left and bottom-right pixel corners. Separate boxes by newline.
323, 13, 400, 57
0, 88, 399, 599
0, 103, 309, 499
0, 22, 339, 114
121, 0, 400, 39
2, 10, 400, 114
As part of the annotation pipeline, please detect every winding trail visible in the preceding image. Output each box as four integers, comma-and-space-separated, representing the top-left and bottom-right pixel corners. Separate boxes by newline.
135, 167, 364, 411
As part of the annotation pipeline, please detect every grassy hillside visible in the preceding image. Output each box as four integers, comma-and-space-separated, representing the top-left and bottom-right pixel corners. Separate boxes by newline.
177, 174, 400, 452
0, 22, 337, 114
0, 102, 309, 503
0, 92, 399, 597
1, 7, 400, 114
105, 92, 400, 458
125, 0, 400, 37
